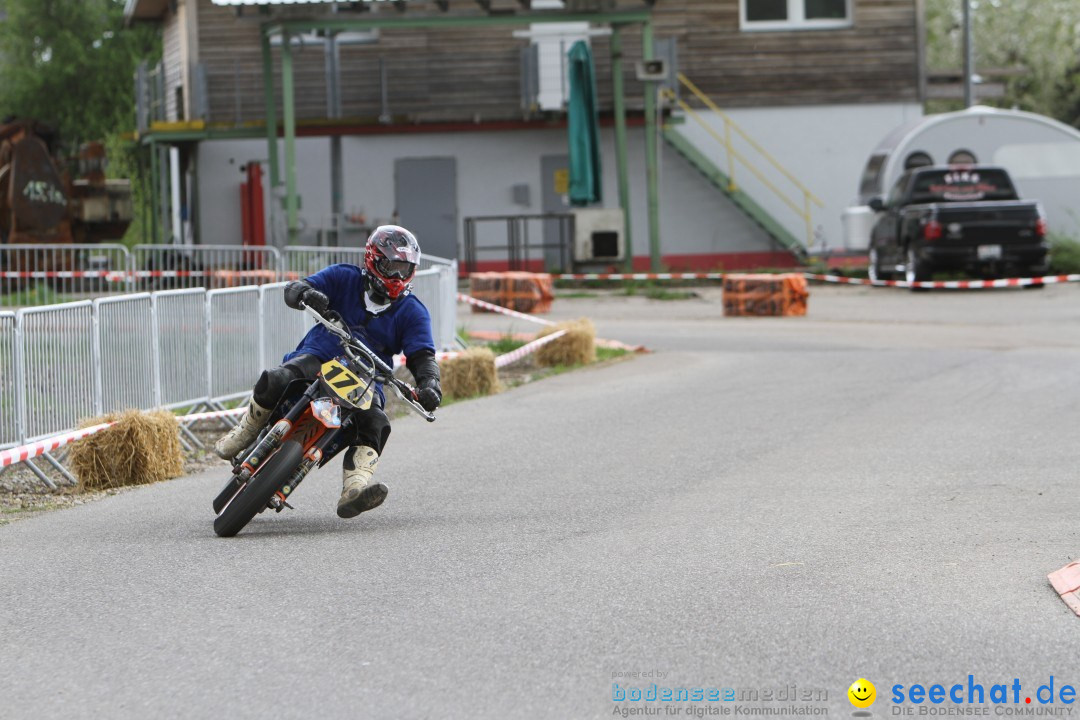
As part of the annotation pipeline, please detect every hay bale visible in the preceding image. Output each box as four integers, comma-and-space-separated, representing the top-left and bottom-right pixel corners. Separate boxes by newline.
535, 318, 596, 367
440, 347, 499, 399
68, 409, 184, 491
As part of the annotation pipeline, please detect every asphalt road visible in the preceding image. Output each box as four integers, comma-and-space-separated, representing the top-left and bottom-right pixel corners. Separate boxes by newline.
4, 284, 1080, 719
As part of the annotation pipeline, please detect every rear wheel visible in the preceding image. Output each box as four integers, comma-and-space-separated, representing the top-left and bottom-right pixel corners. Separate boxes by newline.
906, 247, 932, 291
214, 440, 305, 538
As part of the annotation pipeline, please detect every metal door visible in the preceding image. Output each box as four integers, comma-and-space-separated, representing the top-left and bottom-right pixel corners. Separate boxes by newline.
394, 158, 458, 261
541, 154, 571, 269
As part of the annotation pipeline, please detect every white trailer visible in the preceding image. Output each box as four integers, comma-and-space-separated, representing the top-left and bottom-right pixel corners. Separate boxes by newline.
843, 106, 1080, 250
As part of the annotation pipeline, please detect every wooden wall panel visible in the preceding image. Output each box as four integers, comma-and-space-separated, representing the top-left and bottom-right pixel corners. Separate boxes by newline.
191, 0, 920, 125
162, 11, 183, 121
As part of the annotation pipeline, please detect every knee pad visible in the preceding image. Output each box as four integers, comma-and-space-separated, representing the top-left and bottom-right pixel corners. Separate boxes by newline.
253, 365, 299, 407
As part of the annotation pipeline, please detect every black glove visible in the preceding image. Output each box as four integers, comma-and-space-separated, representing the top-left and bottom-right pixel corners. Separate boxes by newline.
303, 289, 330, 315
406, 349, 442, 411
284, 280, 330, 314
417, 384, 441, 412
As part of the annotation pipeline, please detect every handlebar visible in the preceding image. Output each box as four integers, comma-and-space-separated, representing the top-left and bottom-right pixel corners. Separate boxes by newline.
301, 303, 436, 423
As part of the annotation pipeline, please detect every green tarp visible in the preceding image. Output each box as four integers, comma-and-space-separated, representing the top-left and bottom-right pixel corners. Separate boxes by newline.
567, 40, 602, 206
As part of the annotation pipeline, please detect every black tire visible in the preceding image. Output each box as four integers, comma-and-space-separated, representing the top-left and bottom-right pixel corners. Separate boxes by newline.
905, 247, 932, 291
213, 440, 304, 538
868, 247, 891, 282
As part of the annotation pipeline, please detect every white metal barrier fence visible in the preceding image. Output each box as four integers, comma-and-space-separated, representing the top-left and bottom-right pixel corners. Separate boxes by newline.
0, 244, 132, 306
208, 287, 263, 405
259, 282, 312, 369
0, 275, 457, 454
0, 244, 459, 350
281, 247, 364, 280
18, 302, 98, 442
130, 244, 282, 292
153, 288, 209, 410
96, 294, 156, 415
0, 312, 17, 449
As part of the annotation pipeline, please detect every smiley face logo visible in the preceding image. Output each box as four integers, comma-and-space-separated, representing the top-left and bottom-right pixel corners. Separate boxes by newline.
848, 678, 876, 708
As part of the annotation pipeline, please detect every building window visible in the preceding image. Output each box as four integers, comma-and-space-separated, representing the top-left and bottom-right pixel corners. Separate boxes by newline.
741, 0, 852, 30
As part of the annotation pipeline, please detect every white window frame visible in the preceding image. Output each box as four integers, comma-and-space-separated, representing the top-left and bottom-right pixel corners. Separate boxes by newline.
740, 0, 854, 32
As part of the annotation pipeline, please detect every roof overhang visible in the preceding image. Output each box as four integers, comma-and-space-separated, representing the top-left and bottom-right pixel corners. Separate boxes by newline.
124, 0, 171, 23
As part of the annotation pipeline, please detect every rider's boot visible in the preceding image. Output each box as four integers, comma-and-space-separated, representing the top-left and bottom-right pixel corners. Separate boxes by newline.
337, 445, 388, 519
213, 400, 272, 461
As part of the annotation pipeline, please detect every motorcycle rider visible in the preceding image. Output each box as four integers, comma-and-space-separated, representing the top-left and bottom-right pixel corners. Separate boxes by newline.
213, 225, 442, 519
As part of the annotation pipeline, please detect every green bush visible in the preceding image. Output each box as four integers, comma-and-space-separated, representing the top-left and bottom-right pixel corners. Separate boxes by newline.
1049, 233, 1080, 274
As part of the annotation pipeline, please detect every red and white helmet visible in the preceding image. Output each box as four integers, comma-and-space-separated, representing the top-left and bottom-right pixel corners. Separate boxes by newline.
364, 225, 421, 302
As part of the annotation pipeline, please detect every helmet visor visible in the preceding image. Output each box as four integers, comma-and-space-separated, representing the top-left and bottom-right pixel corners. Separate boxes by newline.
375, 256, 416, 280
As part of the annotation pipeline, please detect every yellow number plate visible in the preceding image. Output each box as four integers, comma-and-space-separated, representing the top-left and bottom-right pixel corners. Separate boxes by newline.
319, 359, 374, 410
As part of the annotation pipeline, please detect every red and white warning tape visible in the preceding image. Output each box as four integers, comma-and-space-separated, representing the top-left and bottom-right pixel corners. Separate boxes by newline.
0, 270, 130, 281
804, 273, 1080, 289
494, 330, 567, 368
551, 270, 1080, 290
554, 272, 725, 281
0, 269, 282, 281
0, 422, 115, 468
392, 351, 462, 369
0, 407, 251, 469
175, 407, 247, 424
456, 293, 556, 326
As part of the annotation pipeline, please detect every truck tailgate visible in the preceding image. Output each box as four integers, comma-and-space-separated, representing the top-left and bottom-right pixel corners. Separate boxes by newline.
929, 201, 1042, 246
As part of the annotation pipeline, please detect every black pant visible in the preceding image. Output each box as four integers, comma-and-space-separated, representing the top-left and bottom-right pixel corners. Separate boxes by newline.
252, 353, 392, 455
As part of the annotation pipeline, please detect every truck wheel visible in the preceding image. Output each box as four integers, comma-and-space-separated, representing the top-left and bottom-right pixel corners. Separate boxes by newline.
868, 248, 891, 282
906, 248, 931, 291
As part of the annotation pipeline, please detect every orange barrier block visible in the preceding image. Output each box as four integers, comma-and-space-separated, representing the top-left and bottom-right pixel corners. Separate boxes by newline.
722, 273, 808, 317
468, 272, 554, 315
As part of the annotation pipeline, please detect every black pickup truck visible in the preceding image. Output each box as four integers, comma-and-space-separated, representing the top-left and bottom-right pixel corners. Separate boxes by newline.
867, 166, 1047, 284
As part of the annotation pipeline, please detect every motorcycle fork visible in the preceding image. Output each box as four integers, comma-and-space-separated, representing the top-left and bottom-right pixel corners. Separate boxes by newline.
271, 420, 349, 511
236, 383, 320, 483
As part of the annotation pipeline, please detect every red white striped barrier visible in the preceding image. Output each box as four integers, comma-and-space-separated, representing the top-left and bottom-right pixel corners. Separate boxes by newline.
551, 271, 1080, 290
176, 407, 247, 424
467, 329, 646, 354
392, 351, 462, 369
0, 270, 130, 281
554, 272, 726, 281
804, 273, 1080, 289
0, 422, 115, 468
0, 269, 280, 281
494, 330, 567, 368
456, 293, 556, 326
0, 407, 252, 469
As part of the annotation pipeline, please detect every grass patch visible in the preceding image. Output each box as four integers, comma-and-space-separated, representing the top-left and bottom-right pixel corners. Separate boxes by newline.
484, 335, 527, 355
555, 291, 601, 299
1049, 233, 1080, 274
643, 287, 696, 300
803, 262, 869, 279
596, 346, 630, 362
620, 280, 698, 300
0, 284, 75, 308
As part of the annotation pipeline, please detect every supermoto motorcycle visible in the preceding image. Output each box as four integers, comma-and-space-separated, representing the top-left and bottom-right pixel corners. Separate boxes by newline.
211, 303, 436, 537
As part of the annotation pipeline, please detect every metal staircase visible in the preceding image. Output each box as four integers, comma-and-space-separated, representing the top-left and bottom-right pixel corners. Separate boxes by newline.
661, 74, 824, 262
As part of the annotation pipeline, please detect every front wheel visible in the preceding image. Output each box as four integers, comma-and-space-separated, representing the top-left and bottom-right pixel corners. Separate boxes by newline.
214, 440, 305, 538
868, 247, 892, 282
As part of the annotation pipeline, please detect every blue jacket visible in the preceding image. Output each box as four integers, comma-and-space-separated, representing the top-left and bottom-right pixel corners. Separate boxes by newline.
283, 264, 435, 401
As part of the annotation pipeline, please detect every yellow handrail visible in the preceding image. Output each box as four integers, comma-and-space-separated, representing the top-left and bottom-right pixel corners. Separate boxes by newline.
668, 94, 807, 219
677, 73, 825, 207
667, 73, 825, 247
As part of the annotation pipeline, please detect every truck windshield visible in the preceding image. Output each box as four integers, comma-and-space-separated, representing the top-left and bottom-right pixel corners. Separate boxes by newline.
910, 169, 1018, 203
